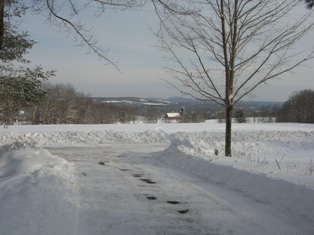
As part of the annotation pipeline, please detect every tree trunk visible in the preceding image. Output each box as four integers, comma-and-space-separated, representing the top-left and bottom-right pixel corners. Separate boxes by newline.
225, 105, 233, 157
0, 0, 4, 50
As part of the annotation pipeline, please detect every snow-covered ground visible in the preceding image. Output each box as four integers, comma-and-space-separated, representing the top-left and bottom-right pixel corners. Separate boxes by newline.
0, 122, 313, 234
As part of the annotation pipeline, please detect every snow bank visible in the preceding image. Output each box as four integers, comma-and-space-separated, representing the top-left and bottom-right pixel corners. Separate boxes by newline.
158, 129, 314, 188
0, 123, 313, 234
0, 142, 79, 235
0, 129, 168, 146
0, 123, 313, 188
154, 134, 314, 227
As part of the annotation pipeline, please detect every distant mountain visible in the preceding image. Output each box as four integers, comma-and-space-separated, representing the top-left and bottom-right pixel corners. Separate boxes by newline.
93, 97, 172, 106
92, 96, 282, 113
166, 97, 283, 107
238, 100, 283, 108
166, 96, 197, 104
148, 96, 211, 104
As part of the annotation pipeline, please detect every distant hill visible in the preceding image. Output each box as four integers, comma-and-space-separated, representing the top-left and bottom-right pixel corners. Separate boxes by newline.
148, 96, 219, 105
92, 96, 282, 114
152, 96, 282, 107
165, 96, 201, 104
238, 100, 283, 108
93, 97, 172, 106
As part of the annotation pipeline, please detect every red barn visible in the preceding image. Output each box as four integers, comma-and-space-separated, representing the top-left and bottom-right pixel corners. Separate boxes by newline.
165, 112, 181, 122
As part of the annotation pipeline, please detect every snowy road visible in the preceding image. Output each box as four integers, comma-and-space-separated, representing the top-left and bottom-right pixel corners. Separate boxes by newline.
46, 144, 313, 235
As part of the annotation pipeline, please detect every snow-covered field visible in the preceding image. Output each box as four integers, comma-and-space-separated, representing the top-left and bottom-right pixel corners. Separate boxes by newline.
0, 122, 313, 234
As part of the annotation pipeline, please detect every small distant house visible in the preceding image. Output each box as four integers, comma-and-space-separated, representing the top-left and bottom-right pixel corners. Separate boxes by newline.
165, 112, 181, 122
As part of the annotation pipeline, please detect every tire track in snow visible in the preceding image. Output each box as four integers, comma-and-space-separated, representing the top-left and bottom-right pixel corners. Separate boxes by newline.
110, 161, 203, 235
113, 158, 214, 235
48, 145, 213, 235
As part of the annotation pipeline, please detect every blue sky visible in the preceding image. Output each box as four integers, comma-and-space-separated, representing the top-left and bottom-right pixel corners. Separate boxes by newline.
20, 4, 314, 102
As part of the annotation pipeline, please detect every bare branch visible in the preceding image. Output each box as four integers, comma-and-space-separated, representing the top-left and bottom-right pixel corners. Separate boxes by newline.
29, 0, 150, 69
44, 0, 120, 70
155, 0, 314, 102
153, 0, 314, 156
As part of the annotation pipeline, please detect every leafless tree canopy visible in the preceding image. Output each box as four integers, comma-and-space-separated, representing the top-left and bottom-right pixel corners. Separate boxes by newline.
305, 0, 314, 9
153, 0, 314, 107
277, 89, 314, 123
152, 0, 314, 156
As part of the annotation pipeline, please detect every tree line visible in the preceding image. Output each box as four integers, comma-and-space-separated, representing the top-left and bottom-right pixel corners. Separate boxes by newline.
13, 83, 212, 125
25, 83, 152, 125
2, 82, 312, 125
277, 89, 314, 123
232, 90, 314, 124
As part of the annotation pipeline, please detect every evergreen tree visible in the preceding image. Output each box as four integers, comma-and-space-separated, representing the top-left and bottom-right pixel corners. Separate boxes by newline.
0, 1, 54, 124
234, 110, 246, 123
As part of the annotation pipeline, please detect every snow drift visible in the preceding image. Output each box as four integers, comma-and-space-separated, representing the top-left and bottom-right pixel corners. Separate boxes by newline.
0, 142, 79, 235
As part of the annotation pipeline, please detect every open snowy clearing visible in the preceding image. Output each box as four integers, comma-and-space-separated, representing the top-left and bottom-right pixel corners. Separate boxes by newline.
0, 122, 313, 234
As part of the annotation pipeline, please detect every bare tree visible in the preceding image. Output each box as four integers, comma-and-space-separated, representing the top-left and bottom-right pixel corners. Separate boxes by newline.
304, 0, 314, 9
153, 0, 314, 156
0, 0, 4, 49
277, 89, 314, 123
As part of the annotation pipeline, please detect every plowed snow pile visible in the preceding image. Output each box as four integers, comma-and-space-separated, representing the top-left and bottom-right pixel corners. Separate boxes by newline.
0, 142, 79, 235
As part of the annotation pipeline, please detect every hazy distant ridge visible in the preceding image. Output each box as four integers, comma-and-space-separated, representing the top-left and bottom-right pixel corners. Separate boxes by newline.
94, 96, 282, 107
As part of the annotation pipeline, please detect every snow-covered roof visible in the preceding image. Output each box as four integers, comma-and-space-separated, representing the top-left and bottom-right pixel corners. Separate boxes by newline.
166, 113, 181, 118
